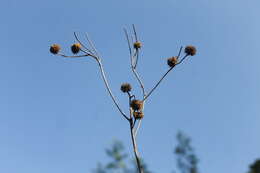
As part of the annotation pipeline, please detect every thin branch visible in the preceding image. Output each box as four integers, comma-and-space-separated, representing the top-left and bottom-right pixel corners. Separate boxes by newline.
143, 67, 173, 101
134, 119, 142, 137
177, 54, 188, 65
134, 95, 146, 137
177, 46, 183, 59
132, 24, 138, 42
73, 32, 93, 54
143, 51, 189, 101
127, 86, 142, 173
130, 121, 143, 173
85, 33, 100, 58
133, 118, 137, 127
132, 24, 139, 69
96, 59, 130, 121
127, 91, 133, 121
132, 68, 146, 98
124, 26, 146, 138
130, 34, 136, 67
124, 27, 146, 99
133, 50, 139, 69
58, 53, 91, 58
124, 28, 134, 66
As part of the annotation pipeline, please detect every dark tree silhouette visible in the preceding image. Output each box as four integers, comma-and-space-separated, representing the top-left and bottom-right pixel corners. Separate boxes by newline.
93, 140, 152, 173
248, 159, 260, 173
93, 132, 199, 173
174, 132, 199, 173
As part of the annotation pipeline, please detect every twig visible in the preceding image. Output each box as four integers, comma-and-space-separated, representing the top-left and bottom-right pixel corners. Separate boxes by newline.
134, 119, 142, 137
133, 68, 146, 97
96, 59, 130, 121
132, 24, 139, 69
134, 50, 139, 69
177, 54, 188, 65
58, 53, 91, 58
127, 86, 142, 173
81, 35, 127, 119
124, 28, 146, 98
144, 67, 173, 101
177, 46, 183, 59
85, 33, 100, 58
58, 52, 129, 121
143, 47, 187, 101
133, 118, 137, 127
124, 28, 134, 67
124, 26, 146, 139
132, 24, 138, 41
127, 91, 133, 121
130, 121, 143, 173
73, 32, 93, 54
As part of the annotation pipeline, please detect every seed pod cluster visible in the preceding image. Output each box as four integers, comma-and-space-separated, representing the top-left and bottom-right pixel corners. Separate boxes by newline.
184, 45, 196, 56
71, 43, 81, 54
130, 99, 143, 111
120, 83, 132, 93
133, 111, 144, 119
50, 44, 61, 54
167, 56, 178, 67
133, 41, 142, 49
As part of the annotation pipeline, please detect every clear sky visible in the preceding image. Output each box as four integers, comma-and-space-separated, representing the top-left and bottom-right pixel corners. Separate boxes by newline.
1, 0, 260, 173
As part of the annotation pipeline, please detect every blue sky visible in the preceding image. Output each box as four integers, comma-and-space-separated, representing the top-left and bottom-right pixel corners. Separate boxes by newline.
1, 0, 260, 172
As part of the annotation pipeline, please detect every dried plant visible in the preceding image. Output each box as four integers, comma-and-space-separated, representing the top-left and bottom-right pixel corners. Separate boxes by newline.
50, 25, 197, 173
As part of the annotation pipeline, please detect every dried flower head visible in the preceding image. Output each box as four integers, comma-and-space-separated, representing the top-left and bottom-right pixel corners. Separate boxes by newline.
133, 111, 144, 119
71, 43, 81, 54
50, 44, 61, 54
130, 99, 143, 111
167, 56, 178, 67
120, 83, 132, 93
134, 41, 142, 49
184, 45, 196, 56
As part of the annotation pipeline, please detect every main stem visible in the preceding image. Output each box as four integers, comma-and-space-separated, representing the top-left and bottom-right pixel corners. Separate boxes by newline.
130, 120, 143, 173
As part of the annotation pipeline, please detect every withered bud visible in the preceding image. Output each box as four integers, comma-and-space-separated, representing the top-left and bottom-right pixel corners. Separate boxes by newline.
184, 45, 196, 56
50, 44, 61, 54
133, 41, 142, 49
120, 83, 132, 93
130, 99, 143, 111
167, 56, 178, 67
71, 43, 81, 54
133, 111, 144, 119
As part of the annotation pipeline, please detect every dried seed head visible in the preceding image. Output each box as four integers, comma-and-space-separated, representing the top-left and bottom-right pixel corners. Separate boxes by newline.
120, 83, 132, 93
50, 44, 61, 54
71, 43, 81, 54
184, 45, 196, 56
133, 111, 144, 119
167, 56, 178, 67
133, 41, 142, 49
130, 99, 143, 111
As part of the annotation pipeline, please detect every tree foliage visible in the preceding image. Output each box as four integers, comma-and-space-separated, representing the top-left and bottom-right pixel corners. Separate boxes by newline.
174, 132, 199, 173
94, 132, 198, 173
249, 159, 260, 173
93, 140, 152, 173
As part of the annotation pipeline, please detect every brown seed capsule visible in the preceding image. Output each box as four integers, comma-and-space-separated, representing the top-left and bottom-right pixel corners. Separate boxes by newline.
50, 44, 61, 54
133, 111, 144, 119
120, 83, 132, 93
167, 56, 178, 67
71, 43, 81, 54
133, 41, 142, 49
130, 99, 143, 111
184, 45, 196, 56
